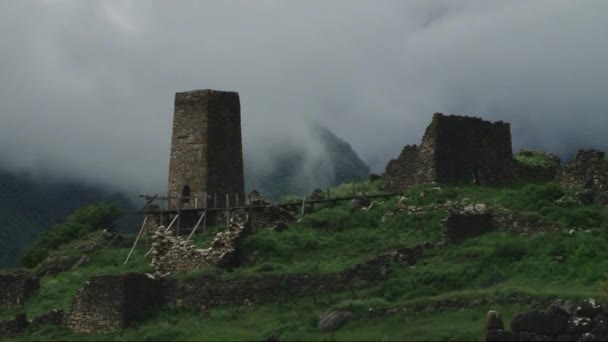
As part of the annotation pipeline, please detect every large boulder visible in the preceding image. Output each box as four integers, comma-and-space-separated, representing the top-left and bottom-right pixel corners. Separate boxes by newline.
485, 310, 504, 330
511, 310, 568, 336
318, 311, 353, 332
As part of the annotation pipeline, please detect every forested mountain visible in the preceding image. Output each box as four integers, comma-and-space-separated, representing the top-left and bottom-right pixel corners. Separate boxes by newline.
0, 171, 139, 268
245, 125, 370, 199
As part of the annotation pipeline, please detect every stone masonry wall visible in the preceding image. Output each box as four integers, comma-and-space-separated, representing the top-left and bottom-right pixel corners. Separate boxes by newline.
163, 255, 390, 310
484, 298, 608, 342
66, 273, 161, 333
559, 149, 608, 205
0, 273, 39, 307
432, 113, 514, 184
385, 145, 420, 191
167, 89, 245, 209
386, 113, 515, 191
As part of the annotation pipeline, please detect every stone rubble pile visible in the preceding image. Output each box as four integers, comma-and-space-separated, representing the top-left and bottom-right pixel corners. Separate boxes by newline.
484, 298, 608, 341
309, 188, 326, 201
248, 190, 271, 206
149, 209, 251, 276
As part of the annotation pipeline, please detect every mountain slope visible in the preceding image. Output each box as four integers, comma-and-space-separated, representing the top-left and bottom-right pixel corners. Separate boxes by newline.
0, 170, 138, 268
245, 125, 370, 199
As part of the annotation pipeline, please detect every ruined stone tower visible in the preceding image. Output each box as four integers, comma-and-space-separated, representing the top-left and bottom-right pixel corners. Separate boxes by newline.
168, 89, 245, 209
385, 113, 515, 191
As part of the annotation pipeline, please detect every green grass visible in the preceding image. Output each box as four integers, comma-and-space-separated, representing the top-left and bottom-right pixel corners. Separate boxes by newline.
514, 150, 556, 168
7, 180, 608, 340
1, 231, 151, 321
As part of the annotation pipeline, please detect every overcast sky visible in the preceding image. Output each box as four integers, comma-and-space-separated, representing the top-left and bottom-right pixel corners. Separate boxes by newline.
1, 0, 607, 194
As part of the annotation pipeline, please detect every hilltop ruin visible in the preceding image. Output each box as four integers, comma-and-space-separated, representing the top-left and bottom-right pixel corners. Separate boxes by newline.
168, 89, 245, 209
385, 113, 516, 191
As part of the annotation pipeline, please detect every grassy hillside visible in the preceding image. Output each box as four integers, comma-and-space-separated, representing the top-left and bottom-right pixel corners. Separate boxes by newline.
6, 178, 608, 341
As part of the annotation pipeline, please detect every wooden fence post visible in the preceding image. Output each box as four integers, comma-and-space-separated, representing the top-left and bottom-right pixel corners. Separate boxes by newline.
226, 193, 230, 227
203, 192, 207, 234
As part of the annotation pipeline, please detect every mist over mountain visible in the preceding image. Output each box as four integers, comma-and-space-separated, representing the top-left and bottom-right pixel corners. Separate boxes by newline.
0, 170, 139, 268
245, 125, 370, 199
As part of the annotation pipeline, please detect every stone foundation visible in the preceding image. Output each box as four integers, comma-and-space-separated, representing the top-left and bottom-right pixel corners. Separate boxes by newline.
66, 273, 161, 333
0, 273, 39, 307
559, 149, 608, 205
484, 299, 608, 341
441, 205, 493, 243
163, 255, 391, 310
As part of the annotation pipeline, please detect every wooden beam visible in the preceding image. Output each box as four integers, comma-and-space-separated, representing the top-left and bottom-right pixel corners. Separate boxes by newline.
186, 211, 207, 241
124, 216, 148, 264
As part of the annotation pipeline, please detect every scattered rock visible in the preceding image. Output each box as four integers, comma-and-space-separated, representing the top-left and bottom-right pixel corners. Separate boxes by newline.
485, 310, 504, 330
71, 255, 91, 270
575, 299, 603, 319
567, 316, 593, 334
318, 311, 353, 332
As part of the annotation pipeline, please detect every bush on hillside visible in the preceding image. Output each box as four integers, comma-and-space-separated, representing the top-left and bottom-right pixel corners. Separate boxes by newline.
19, 202, 123, 268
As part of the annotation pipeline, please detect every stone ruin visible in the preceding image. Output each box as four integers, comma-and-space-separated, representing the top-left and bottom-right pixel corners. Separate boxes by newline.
149, 209, 251, 276
385, 113, 568, 192
386, 113, 516, 191
483, 298, 608, 341
167, 89, 245, 210
559, 149, 608, 205
66, 273, 161, 333
0, 273, 39, 307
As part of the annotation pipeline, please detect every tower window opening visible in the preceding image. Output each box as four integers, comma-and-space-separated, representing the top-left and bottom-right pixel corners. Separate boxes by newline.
181, 186, 191, 204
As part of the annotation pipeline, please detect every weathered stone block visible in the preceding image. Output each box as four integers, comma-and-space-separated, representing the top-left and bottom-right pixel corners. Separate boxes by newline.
0, 273, 39, 307
386, 113, 515, 192
66, 273, 161, 333
168, 89, 245, 209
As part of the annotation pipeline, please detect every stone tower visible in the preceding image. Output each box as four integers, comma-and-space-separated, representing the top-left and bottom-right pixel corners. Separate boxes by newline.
167, 89, 245, 209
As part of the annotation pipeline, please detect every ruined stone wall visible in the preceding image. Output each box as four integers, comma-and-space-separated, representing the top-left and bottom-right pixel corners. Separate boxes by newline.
168, 89, 245, 209
432, 113, 514, 184
559, 149, 608, 205
385, 113, 515, 191
441, 205, 493, 243
484, 299, 608, 342
0, 273, 39, 307
66, 273, 160, 333
385, 145, 420, 191
163, 256, 390, 310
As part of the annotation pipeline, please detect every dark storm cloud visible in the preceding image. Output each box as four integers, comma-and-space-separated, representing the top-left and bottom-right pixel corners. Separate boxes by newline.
0, 0, 607, 194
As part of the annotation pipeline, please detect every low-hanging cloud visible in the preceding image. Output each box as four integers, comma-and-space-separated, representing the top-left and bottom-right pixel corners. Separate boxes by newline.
1, 0, 607, 195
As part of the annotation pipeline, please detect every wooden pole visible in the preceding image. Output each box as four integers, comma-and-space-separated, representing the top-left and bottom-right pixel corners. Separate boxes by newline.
187, 211, 207, 241
164, 215, 179, 233
160, 197, 164, 226
177, 194, 181, 237
203, 191, 207, 234
301, 196, 306, 216
124, 216, 148, 264
226, 193, 230, 227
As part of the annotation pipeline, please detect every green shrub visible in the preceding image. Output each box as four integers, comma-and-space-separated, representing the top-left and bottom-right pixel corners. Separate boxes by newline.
20, 202, 123, 268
